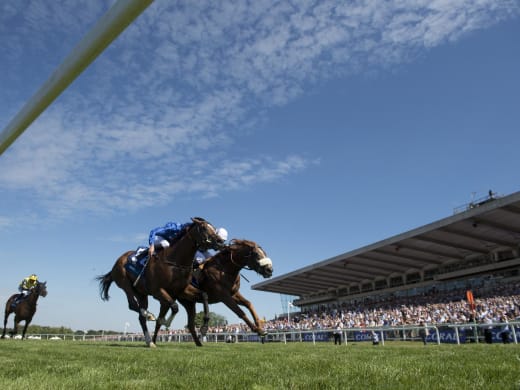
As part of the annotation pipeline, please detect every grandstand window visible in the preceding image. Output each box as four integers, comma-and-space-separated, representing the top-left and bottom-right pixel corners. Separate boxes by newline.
362, 283, 372, 292
349, 285, 360, 294
406, 272, 421, 284
338, 287, 349, 296
496, 250, 515, 262
424, 268, 438, 280
375, 279, 388, 290
390, 276, 404, 287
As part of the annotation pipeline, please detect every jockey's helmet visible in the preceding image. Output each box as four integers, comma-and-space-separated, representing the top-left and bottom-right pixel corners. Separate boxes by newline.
29, 274, 38, 281
216, 227, 228, 241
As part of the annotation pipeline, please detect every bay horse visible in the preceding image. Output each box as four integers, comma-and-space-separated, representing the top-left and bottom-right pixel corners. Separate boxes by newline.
2, 281, 48, 339
152, 239, 273, 345
96, 217, 225, 347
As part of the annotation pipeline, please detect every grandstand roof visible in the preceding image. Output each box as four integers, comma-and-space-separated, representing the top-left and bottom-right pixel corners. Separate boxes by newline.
252, 191, 520, 298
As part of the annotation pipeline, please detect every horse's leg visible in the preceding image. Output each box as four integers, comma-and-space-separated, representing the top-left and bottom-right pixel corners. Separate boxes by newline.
21, 320, 30, 339
180, 299, 202, 347
11, 316, 20, 338
1, 310, 10, 339
138, 313, 155, 348
137, 297, 156, 348
220, 295, 264, 335
154, 288, 178, 326
233, 292, 266, 336
161, 301, 179, 328
119, 282, 155, 321
180, 285, 209, 336
200, 291, 210, 336
152, 302, 170, 345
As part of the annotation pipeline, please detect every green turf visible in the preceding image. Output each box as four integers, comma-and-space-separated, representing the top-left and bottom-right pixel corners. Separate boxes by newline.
0, 340, 518, 389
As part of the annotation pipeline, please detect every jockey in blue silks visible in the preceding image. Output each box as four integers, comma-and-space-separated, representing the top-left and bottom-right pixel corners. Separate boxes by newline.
130, 221, 189, 264
148, 221, 190, 257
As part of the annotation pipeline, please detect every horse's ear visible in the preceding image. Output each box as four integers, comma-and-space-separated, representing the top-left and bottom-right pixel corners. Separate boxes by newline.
191, 217, 206, 223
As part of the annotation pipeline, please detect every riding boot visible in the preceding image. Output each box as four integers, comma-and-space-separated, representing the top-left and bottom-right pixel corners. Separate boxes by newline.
12, 294, 23, 308
192, 267, 199, 280
191, 265, 203, 288
131, 247, 149, 263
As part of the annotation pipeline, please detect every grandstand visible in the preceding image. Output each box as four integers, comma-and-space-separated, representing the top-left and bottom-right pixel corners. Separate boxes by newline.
253, 190, 520, 312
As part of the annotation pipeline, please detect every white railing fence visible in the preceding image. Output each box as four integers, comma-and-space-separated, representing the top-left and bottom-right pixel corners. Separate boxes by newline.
15, 321, 519, 345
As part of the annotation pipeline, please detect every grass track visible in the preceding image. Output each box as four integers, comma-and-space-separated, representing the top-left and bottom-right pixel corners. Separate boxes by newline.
0, 340, 519, 389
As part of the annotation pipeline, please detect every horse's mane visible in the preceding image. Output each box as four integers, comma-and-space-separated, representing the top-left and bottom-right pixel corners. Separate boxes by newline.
228, 239, 257, 250
169, 217, 208, 246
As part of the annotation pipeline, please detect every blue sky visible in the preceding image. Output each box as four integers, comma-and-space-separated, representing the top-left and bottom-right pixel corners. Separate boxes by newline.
1, 0, 519, 333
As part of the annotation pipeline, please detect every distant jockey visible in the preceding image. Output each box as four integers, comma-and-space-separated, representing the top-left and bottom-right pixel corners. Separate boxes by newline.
13, 274, 39, 306
19, 274, 39, 297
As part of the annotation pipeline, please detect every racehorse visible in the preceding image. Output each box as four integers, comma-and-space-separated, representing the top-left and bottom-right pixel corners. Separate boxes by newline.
2, 281, 48, 339
96, 217, 225, 347
152, 239, 273, 345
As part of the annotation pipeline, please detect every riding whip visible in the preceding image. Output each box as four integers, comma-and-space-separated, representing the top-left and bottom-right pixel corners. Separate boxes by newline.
133, 258, 149, 287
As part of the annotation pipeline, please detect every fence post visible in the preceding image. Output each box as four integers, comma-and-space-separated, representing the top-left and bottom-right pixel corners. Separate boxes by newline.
433, 326, 440, 345
454, 326, 460, 345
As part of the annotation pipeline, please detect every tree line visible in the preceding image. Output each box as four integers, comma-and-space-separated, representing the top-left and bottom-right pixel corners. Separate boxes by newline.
7, 311, 228, 335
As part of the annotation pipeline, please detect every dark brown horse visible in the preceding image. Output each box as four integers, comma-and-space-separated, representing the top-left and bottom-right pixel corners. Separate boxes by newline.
96, 217, 224, 347
2, 281, 48, 339
152, 239, 273, 345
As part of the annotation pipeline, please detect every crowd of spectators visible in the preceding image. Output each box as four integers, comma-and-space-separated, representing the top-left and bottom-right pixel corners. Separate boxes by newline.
197, 279, 520, 335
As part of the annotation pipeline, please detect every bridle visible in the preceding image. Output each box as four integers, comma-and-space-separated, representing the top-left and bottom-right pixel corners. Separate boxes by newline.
212, 241, 272, 278
188, 220, 222, 252
31, 281, 47, 298
229, 243, 261, 271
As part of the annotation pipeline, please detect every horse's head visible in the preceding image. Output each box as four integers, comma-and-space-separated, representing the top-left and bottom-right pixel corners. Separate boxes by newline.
36, 281, 48, 298
228, 239, 273, 278
190, 217, 226, 252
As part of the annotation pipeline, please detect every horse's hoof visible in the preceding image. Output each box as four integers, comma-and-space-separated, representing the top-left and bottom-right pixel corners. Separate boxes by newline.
147, 314, 156, 321
147, 342, 157, 348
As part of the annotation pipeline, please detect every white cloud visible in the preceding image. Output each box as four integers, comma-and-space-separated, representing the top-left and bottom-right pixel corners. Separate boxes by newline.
0, 0, 518, 222
0, 216, 11, 229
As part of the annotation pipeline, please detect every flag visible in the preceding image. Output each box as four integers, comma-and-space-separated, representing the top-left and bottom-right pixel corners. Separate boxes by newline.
466, 290, 476, 311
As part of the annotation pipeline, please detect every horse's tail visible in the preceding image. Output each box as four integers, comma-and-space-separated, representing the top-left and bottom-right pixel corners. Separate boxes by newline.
96, 272, 113, 301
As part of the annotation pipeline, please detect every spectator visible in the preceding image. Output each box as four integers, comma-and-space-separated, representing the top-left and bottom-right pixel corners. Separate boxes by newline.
418, 321, 428, 345
371, 331, 380, 345
499, 316, 511, 344
333, 321, 342, 345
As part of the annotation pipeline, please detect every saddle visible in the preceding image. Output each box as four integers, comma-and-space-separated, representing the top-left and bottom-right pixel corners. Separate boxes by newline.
125, 247, 149, 279
11, 293, 28, 308
191, 264, 204, 288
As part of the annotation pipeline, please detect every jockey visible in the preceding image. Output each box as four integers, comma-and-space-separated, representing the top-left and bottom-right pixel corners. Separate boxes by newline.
148, 221, 191, 257
193, 227, 228, 270
130, 221, 190, 264
19, 274, 38, 297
